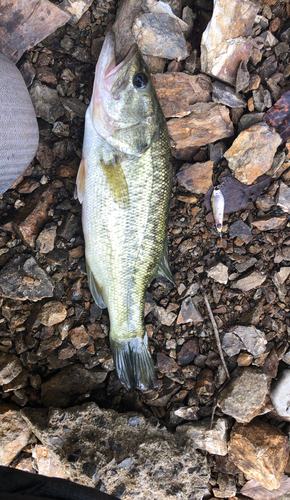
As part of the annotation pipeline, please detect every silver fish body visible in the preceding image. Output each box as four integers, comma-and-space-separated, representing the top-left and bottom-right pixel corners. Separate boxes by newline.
75, 32, 173, 390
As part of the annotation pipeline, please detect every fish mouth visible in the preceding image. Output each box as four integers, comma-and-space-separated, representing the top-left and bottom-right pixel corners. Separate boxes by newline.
96, 31, 138, 84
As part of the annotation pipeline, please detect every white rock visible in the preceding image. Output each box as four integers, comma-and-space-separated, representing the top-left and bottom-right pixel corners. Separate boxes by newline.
271, 369, 290, 421
176, 417, 229, 456
277, 182, 290, 213
231, 325, 267, 356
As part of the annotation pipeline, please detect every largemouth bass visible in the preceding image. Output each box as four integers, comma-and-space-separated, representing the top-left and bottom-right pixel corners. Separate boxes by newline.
75, 32, 174, 390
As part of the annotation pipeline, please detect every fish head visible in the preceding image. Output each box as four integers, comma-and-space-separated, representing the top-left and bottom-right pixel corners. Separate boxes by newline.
87, 31, 163, 156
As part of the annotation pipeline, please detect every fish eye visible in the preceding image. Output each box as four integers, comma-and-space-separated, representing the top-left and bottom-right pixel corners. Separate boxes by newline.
217, 223, 222, 229
133, 72, 148, 89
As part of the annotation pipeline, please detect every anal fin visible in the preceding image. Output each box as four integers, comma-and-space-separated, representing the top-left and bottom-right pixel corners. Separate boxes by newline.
86, 260, 106, 309
75, 158, 86, 203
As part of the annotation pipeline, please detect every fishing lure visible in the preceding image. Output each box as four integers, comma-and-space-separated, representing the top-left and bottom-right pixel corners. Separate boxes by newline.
211, 186, 224, 236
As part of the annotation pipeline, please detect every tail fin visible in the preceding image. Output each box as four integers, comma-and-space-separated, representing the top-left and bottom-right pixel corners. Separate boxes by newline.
110, 333, 158, 391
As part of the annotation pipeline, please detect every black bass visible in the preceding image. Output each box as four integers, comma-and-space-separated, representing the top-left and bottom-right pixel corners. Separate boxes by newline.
75, 32, 174, 390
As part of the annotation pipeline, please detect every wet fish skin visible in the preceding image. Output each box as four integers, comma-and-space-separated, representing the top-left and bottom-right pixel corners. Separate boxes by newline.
75, 32, 173, 390
211, 186, 224, 235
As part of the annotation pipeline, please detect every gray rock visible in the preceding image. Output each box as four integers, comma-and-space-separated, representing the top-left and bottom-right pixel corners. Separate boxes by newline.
41, 365, 108, 407
0, 354, 23, 385
21, 402, 210, 498
233, 271, 266, 292
60, 97, 87, 120
132, 13, 189, 61
277, 182, 290, 213
270, 370, 290, 422
222, 332, 244, 357
230, 325, 267, 356
238, 112, 265, 133
177, 417, 229, 456
154, 306, 177, 326
177, 297, 203, 324
212, 81, 246, 108
235, 257, 257, 273
0, 404, 31, 466
30, 81, 64, 124
0, 255, 54, 301
236, 60, 250, 92
36, 223, 57, 253
213, 473, 236, 498
218, 366, 270, 423
229, 220, 253, 244
209, 142, 227, 166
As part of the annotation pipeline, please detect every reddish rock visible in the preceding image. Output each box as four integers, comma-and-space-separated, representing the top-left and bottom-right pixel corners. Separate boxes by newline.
69, 325, 91, 349
13, 186, 57, 248
195, 368, 215, 396
38, 301, 67, 327
177, 339, 199, 366
156, 353, 179, 373
228, 419, 289, 490
176, 161, 213, 195
252, 215, 287, 231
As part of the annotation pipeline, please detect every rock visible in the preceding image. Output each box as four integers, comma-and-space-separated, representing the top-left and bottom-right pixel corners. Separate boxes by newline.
212, 81, 246, 108
13, 186, 57, 248
207, 263, 228, 285
209, 142, 227, 166
177, 417, 229, 456
217, 367, 270, 423
156, 353, 179, 373
2, 369, 29, 393
58, 0, 94, 25
182, 6, 196, 39
237, 352, 253, 366
58, 213, 81, 240
21, 402, 210, 498
52, 122, 70, 137
238, 112, 265, 133
212, 473, 236, 498
0, 404, 31, 466
234, 271, 266, 292
230, 325, 267, 356
262, 349, 279, 379
0, 255, 54, 301
151, 73, 211, 118
60, 97, 87, 120
32, 444, 69, 479
195, 368, 215, 397
228, 419, 289, 490
112, 0, 143, 64
36, 139, 54, 169
224, 122, 282, 185
30, 82, 64, 124
229, 220, 253, 244
240, 476, 290, 500
270, 370, 290, 422
41, 365, 107, 407
236, 60, 250, 92
177, 297, 203, 324
276, 182, 290, 213
177, 339, 199, 366
38, 302, 67, 327
154, 306, 177, 326
0, 354, 23, 385
222, 332, 244, 356
173, 406, 199, 420
251, 215, 287, 231
235, 257, 257, 273
168, 102, 234, 159
17, 178, 40, 194
69, 326, 91, 349
176, 161, 213, 195
273, 267, 290, 293
36, 223, 57, 253
201, 0, 259, 85
132, 14, 189, 61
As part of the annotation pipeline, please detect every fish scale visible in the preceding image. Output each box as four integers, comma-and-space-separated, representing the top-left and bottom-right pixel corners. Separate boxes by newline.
76, 32, 173, 390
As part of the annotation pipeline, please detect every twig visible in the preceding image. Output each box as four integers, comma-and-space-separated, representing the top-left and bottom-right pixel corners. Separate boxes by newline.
197, 278, 230, 381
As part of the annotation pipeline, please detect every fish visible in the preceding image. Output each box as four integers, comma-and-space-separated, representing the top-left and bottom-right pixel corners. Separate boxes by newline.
75, 32, 174, 391
211, 186, 224, 236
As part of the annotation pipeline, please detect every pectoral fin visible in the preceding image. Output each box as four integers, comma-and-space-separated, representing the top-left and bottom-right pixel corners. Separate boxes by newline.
75, 158, 86, 203
86, 260, 106, 309
152, 234, 176, 286
101, 158, 129, 208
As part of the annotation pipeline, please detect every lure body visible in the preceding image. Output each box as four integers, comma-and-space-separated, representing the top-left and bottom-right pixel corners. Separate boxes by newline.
211, 186, 224, 235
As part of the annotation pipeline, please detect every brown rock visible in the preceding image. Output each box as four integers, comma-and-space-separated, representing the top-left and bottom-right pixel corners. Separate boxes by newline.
58, 0, 94, 25
132, 13, 189, 61
207, 263, 228, 285
228, 419, 289, 490
167, 102, 234, 159
0, 354, 23, 385
229, 220, 252, 243
156, 353, 179, 373
41, 364, 107, 407
36, 139, 54, 169
36, 223, 57, 253
17, 178, 40, 194
151, 73, 211, 118
195, 368, 215, 396
113, 0, 143, 64
177, 417, 229, 456
176, 161, 213, 195
234, 271, 266, 292
0, 404, 31, 466
224, 122, 282, 185
13, 186, 57, 248
177, 297, 203, 324
200, 0, 259, 85
2, 369, 29, 392
177, 339, 199, 366
237, 352, 253, 366
251, 215, 287, 231
262, 349, 279, 379
217, 367, 270, 423
38, 302, 67, 327
69, 325, 91, 349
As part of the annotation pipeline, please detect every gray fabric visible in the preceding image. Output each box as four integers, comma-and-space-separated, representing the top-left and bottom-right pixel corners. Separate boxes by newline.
0, 52, 39, 194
